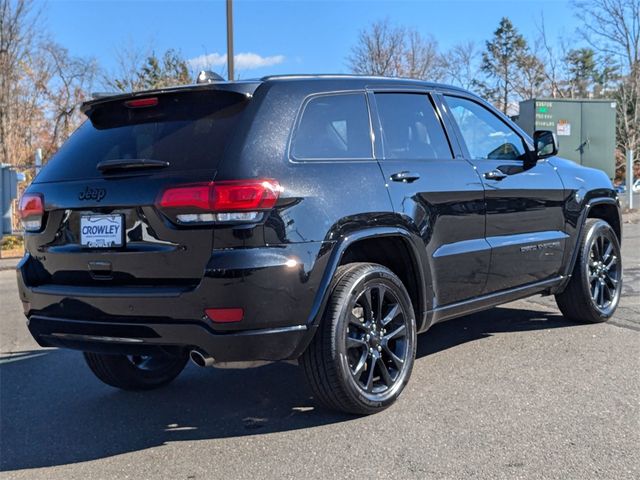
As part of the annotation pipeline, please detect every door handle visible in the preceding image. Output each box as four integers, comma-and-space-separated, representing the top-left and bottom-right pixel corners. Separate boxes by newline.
483, 170, 508, 181
390, 171, 421, 183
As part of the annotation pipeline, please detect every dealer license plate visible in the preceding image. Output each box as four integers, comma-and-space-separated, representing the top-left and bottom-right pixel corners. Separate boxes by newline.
80, 214, 124, 248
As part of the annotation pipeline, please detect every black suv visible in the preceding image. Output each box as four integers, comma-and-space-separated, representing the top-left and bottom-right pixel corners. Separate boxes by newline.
17, 75, 622, 414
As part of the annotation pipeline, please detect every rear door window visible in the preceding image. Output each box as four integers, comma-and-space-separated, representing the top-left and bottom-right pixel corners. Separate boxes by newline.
34, 90, 249, 183
291, 93, 372, 160
375, 93, 453, 160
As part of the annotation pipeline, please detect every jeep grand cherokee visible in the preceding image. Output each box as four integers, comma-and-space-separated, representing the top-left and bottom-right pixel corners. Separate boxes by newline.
16, 75, 622, 414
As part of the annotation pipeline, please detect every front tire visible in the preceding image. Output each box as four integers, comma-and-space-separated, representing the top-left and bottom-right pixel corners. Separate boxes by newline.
555, 218, 622, 323
302, 262, 417, 415
84, 350, 189, 390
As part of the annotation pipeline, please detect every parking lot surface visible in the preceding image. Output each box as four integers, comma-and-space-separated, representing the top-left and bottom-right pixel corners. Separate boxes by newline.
1, 222, 638, 480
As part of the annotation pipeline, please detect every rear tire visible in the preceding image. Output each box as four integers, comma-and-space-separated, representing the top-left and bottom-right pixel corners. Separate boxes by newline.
84, 350, 189, 390
302, 262, 417, 415
555, 218, 622, 323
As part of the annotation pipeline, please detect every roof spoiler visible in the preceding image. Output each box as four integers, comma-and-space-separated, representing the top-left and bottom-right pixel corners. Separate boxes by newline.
81, 81, 260, 114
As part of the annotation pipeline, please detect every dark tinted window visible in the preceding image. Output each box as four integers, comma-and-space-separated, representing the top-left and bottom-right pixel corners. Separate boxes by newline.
35, 91, 249, 183
445, 96, 526, 160
292, 93, 372, 159
375, 93, 452, 160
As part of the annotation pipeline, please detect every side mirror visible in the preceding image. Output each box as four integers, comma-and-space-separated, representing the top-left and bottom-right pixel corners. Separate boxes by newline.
533, 130, 558, 159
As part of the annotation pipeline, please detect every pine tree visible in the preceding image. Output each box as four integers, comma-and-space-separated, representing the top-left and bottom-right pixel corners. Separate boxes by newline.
565, 48, 598, 98
479, 17, 528, 113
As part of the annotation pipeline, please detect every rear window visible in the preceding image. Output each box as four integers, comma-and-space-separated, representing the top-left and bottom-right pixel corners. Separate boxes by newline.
375, 93, 452, 160
291, 93, 372, 160
34, 90, 249, 183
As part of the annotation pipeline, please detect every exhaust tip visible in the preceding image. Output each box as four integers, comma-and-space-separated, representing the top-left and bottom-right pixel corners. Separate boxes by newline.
189, 349, 214, 368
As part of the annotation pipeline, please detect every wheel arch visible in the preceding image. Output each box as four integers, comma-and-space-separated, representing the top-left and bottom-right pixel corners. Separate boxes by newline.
555, 197, 622, 294
587, 201, 621, 243
296, 227, 429, 357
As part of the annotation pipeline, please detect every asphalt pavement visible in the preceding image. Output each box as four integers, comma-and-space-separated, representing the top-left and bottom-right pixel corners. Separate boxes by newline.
0, 222, 638, 480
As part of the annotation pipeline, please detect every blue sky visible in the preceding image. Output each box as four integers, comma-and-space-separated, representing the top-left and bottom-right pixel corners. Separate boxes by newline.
44, 0, 582, 80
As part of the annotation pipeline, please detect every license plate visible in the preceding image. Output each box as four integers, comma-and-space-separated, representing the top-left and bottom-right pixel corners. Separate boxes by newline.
80, 214, 124, 248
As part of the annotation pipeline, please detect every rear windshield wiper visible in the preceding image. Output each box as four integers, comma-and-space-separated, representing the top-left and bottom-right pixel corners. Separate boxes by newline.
96, 158, 170, 173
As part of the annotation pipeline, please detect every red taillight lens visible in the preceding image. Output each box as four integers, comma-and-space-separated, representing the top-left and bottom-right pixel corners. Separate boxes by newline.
205, 308, 244, 323
157, 180, 281, 223
212, 180, 280, 211
158, 184, 211, 210
124, 97, 158, 108
18, 193, 44, 232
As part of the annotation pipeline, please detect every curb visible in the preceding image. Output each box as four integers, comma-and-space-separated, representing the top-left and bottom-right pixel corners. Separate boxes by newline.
0, 260, 19, 272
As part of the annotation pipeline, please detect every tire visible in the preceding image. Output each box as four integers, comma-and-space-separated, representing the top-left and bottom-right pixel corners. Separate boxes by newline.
555, 218, 622, 323
302, 262, 417, 415
83, 350, 189, 391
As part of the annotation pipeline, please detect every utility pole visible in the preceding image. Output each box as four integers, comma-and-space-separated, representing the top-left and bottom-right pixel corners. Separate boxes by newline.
627, 149, 634, 210
226, 0, 234, 81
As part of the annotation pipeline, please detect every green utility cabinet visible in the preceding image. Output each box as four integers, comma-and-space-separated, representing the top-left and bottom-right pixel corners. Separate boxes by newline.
516, 98, 617, 179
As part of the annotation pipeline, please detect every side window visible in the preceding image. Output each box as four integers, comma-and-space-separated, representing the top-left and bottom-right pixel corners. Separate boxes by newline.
445, 96, 526, 160
375, 93, 452, 160
291, 93, 372, 160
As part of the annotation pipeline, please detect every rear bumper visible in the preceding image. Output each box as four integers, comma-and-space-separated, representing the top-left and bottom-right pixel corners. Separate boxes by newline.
27, 315, 311, 362
16, 241, 331, 362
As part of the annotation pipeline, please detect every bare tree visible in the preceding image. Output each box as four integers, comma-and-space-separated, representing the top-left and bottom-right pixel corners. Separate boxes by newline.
102, 42, 150, 92
441, 41, 482, 90
513, 41, 548, 100
348, 19, 442, 80
574, 0, 640, 168
40, 42, 97, 154
400, 29, 443, 80
535, 14, 568, 98
1, 0, 97, 171
348, 19, 405, 76
0, 0, 39, 166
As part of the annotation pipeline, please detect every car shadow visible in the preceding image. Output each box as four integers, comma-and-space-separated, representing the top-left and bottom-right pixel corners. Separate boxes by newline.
0, 306, 576, 472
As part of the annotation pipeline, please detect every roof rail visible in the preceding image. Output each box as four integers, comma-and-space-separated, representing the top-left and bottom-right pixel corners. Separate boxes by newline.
260, 73, 410, 81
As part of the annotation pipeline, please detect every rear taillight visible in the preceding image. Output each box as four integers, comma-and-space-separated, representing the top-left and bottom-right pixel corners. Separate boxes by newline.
18, 193, 44, 232
157, 179, 281, 224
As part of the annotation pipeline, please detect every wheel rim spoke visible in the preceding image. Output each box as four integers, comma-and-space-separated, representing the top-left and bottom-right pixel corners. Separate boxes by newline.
365, 358, 376, 392
346, 336, 367, 350
375, 285, 385, 323
362, 289, 373, 322
383, 344, 404, 370
597, 236, 604, 257
592, 280, 600, 301
383, 325, 406, 341
381, 303, 400, 326
605, 255, 617, 271
352, 349, 368, 379
377, 357, 393, 387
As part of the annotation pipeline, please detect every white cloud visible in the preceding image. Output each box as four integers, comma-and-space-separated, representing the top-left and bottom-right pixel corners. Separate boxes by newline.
188, 52, 285, 71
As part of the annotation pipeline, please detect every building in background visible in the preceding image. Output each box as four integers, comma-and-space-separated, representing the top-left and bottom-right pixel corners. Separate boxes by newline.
515, 98, 617, 179
1, 164, 20, 235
